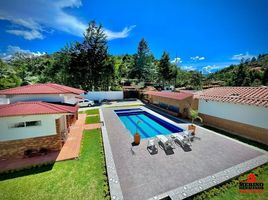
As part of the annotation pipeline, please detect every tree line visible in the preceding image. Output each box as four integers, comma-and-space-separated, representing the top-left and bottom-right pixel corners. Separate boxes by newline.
207, 54, 268, 87
0, 21, 203, 91
1, 21, 267, 91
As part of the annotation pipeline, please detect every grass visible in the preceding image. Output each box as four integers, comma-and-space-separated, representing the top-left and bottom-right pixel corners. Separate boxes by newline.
79, 109, 100, 115
195, 164, 268, 200
85, 109, 100, 115
86, 115, 100, 124
0, 129, 109, 200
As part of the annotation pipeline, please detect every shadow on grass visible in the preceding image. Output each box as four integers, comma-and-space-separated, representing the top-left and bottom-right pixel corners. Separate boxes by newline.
0, 163, 55, 181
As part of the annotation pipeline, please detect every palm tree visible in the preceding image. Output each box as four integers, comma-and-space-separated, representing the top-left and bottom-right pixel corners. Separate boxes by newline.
134, 120, 142, 145
188, 109, 203, 134
189, 109, 203, 124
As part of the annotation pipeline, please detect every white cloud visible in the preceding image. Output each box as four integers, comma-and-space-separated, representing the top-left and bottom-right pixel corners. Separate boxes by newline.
104, 25, 136, 40
171, 57, 182, 64
6, 29, 44, 40
1, 45, 46, 60
181, 66, 196, 71
0, 0, 135, 40
231, 52, 256, 61
202, 65, 226, 74
190, 56, 205, 61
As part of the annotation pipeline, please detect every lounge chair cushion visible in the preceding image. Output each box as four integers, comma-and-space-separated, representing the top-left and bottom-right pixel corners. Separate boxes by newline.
156, 135, 169, 143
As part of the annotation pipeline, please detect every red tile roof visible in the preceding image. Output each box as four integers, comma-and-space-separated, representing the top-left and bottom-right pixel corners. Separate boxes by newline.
198, 87, 268, 107
0, 102, 78, 117
0, 83, 84, 95
145, 91, 193, 100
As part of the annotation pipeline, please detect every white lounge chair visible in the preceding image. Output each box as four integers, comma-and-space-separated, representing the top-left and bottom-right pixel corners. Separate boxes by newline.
147, 139, 158, 154
156, 135, 175, 151
170, 132, 191, 147
184, 130, 199, 141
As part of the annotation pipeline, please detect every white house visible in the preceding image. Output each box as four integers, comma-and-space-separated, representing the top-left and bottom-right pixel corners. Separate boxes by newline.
0, 101, 78, 159
197, 87, 268, 145
0, 83, 85, 105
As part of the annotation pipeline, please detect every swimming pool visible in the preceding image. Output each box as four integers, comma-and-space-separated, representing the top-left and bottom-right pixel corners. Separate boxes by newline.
115, 109, 184, 139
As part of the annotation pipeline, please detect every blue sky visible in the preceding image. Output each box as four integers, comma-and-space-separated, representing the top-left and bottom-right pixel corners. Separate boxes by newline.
0, 0, 268, 73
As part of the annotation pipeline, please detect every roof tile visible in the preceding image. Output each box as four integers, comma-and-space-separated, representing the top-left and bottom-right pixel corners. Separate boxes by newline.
145, 91, 193, 100
198, 87, 268, 107
0, 101, 78, 117
0, 83, 84, 95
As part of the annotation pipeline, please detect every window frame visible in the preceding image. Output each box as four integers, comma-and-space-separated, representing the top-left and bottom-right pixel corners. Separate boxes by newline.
8, 120, 42, 129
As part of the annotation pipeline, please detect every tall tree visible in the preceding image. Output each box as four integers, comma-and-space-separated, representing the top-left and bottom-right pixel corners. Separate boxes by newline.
263, 64, 268, 86
129, 38, 152, 82
190, 71, 203, 89
51, 43, 75, 85
170, 64, 178, 86
78, 21, 109, 90
158, 51, 172, 87
0, 59, 21, 89
233, 64, 247, 86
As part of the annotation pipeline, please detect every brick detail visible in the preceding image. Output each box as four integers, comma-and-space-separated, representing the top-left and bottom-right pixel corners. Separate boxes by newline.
200, 113, 268, 145
0, 119, 62, 160
66, 115, 76, 128
0, 135, 62, 160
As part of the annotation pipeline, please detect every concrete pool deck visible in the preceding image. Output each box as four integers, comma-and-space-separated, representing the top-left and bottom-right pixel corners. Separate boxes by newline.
100, 106, 268, 200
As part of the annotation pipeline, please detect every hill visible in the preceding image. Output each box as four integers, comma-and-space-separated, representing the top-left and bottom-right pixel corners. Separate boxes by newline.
206, 54, 268, 87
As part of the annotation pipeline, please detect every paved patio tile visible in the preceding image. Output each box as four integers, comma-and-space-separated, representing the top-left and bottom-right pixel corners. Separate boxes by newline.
87, 114, 99, 117
56, 114, 86, 161
84, 123, 101, 130
102, 106, 268, 200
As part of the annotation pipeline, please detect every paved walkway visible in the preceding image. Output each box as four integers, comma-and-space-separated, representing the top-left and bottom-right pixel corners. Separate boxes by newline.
56, 114, 86, 161
84, 123, 101, 130
87, 114, 99, 117
0, 114, 87, 172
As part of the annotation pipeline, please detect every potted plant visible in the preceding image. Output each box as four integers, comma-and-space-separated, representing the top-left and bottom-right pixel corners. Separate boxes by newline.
134, 120, 141, 145
189, 109, 203, 134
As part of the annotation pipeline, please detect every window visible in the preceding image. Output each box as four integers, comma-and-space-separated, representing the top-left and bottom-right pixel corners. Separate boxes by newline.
9, 122, 25, 128
26, 121, 41, 127
8, 120, 41, 129
168, 105, 180, 113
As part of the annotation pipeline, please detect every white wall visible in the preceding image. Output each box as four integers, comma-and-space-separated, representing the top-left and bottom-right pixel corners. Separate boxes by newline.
0, 114, 63, 141
0, 95, 9, 104
5, 93, 78, 105
62, 94, 78, 104
82, 91, 123, 102
9, 94, 64, 104
199, 99, 268, 129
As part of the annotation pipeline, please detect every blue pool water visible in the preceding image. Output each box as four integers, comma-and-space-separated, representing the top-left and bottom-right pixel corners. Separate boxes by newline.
115, 109, 184, 139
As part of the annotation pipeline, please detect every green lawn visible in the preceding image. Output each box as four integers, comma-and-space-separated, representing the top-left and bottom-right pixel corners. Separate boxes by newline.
0, 129, 109, 200
195, 164, 268, 200
86, 115, 100, 124
79, 109, 100, 115
85, 109, 100, 115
